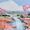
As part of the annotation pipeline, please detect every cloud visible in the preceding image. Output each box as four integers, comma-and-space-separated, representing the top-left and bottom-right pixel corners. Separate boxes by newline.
0, 0, 23, 11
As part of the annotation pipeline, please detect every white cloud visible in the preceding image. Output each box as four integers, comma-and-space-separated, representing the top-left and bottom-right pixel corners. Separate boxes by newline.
0, 0, 23, 11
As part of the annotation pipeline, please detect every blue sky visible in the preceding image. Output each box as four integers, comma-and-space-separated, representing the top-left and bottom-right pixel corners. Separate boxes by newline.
0, 0, 30, 11
13, 0, 30, 6
0, 0, 8, 3
0, 0, 30, 6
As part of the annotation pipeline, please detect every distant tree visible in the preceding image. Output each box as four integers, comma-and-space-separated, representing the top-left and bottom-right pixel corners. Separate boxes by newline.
20, 15, 24, 18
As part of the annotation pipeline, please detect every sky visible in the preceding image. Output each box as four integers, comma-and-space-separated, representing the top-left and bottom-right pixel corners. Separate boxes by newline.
0, 0, 23, 11
0, 0, 8, 3
13, 0, 30, 5
0, 0, 30, 11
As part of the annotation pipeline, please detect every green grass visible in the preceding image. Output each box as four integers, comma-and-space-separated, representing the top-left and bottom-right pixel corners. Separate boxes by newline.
27, 16, 30, 18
